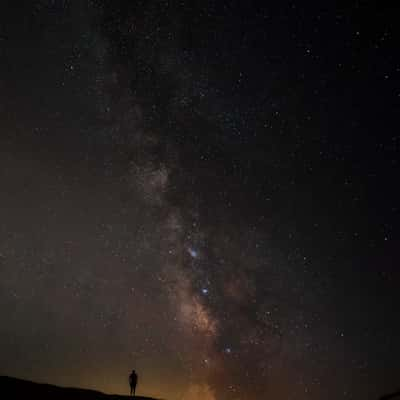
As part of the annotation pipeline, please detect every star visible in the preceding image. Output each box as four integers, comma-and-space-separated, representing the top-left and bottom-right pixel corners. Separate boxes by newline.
188, 247, 199, 258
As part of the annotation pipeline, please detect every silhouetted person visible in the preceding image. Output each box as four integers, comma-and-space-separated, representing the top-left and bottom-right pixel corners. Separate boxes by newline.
129, 369, 138, 397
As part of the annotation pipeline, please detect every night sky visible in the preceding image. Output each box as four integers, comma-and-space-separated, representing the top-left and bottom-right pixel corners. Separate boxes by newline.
0, 2, 399, 400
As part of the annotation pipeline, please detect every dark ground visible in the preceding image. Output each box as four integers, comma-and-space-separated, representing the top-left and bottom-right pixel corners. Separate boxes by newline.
1, 376, 160, 400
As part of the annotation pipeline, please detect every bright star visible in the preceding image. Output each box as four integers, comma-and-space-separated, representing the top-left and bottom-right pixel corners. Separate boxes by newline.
188, 247, 198, 258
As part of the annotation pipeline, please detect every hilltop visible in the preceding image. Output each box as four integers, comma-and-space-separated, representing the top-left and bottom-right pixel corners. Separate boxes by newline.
1, 376, 160, 400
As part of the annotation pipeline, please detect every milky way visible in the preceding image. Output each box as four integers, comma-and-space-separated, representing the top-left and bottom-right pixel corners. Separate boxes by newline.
0, 2, 399, 400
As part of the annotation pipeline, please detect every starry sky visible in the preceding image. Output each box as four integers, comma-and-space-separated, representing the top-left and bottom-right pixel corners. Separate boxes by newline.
0, 2, 399, 400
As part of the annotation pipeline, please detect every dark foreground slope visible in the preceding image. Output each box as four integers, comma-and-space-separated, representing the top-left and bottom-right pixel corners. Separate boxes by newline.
1, 376, 160, 400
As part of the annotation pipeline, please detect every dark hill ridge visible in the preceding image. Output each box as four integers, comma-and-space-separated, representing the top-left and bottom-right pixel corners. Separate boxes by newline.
1, 376, 161, 400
